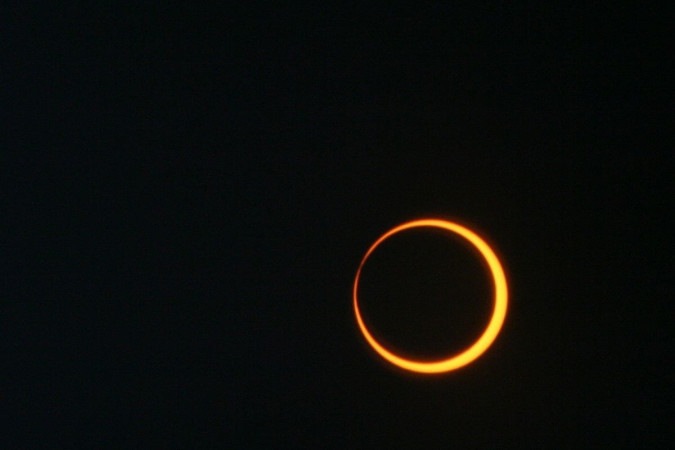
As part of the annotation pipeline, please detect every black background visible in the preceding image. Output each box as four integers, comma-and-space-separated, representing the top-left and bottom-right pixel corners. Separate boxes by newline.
4, 3, 672, 448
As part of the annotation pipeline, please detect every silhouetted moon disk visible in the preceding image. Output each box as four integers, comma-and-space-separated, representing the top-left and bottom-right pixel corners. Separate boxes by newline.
353, 219, 508, 374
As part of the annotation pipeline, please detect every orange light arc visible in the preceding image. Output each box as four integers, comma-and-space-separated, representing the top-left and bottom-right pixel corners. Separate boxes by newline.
353, 219, 508, 374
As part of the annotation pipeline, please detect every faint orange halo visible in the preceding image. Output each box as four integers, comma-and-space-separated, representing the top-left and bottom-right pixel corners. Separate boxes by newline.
353, 218, 508, 374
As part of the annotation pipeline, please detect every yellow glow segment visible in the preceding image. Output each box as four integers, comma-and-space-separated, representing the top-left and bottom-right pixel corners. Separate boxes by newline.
353, 219, 508, 374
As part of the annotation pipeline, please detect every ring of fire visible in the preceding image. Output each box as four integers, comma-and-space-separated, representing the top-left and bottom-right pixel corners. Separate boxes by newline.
353, 219, 508, 374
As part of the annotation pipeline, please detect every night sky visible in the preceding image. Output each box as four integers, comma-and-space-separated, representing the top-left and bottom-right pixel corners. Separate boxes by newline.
5, 3, 671, 448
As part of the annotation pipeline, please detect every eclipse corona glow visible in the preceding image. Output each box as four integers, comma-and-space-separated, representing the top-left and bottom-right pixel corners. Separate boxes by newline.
353, 219, 508, 374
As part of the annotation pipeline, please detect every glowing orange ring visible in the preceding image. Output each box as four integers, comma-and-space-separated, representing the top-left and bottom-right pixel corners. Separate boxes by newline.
353, 219, 508, 374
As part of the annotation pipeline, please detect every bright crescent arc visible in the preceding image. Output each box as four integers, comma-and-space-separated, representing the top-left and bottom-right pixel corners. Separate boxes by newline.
353, 219, 508, 374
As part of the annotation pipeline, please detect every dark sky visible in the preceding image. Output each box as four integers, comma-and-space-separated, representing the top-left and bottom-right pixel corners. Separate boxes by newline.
4, 3, 671, 448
